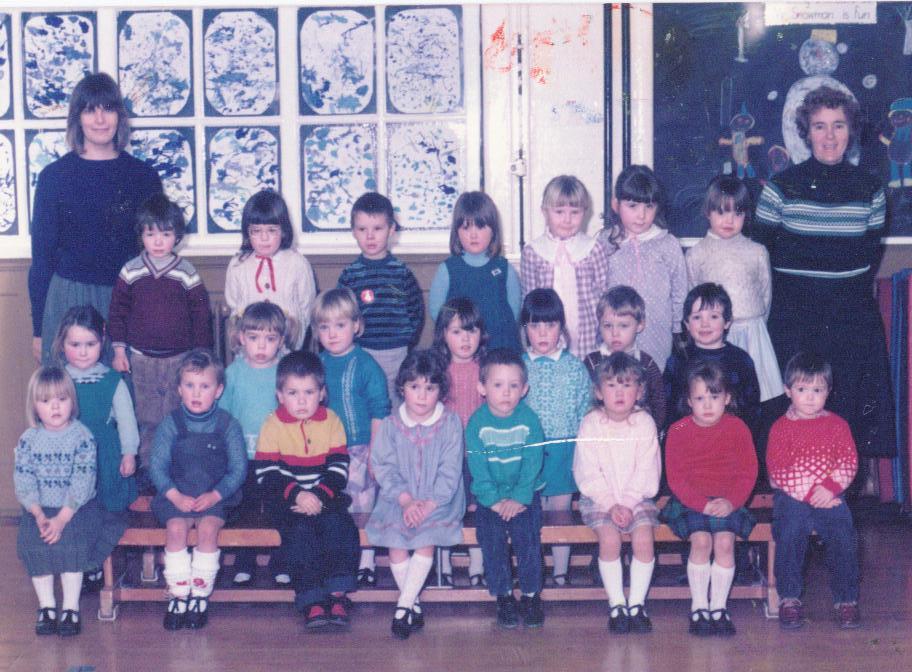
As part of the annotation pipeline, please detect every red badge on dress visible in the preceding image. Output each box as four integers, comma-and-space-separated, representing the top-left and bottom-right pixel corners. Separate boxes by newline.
361, 289, 375, 304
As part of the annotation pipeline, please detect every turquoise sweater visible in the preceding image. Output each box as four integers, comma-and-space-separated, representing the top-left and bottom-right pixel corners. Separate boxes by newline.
219, 356, 278, 459
320, 346, 390, 446
465, 402, 544, 507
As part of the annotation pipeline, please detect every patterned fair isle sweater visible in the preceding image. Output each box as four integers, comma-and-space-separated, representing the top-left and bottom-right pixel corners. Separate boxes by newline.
14, 421, 96, 511
766, 411, 858, 503
522, 349, 591, 439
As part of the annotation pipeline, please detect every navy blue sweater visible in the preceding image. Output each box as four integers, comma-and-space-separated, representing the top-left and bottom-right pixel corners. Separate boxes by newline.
28, 151, 162, 336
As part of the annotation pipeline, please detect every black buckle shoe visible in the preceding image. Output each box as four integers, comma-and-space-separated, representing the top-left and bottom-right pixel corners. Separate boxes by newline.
58, 609, 81, 637
163, 598, 187, 630
186, 597, 209, 629
608, 605, 629, 634
35, 608, 57, 636
391, 608, 412, 640
410, 602, 424, 631
83, 569, 104, 594
711, 608, 736, 636
357, 567, 376, 588
688, 609, 714, 636
627, 604, 652, 633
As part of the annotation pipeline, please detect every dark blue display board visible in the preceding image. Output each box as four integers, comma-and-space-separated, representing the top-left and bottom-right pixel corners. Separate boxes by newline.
653, 3, 912, 236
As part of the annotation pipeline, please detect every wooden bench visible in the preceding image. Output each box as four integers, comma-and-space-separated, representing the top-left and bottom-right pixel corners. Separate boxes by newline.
99, 494, 779, 621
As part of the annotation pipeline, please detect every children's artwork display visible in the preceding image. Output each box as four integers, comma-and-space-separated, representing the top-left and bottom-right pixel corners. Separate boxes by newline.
25, 130, 67, 222
129, 128, 196, 230
0, 130, 15, 234
653, 2, 912, 236
0, 14, 11, 120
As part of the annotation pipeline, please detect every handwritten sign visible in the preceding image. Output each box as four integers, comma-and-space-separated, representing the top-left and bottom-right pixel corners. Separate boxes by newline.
765, 2, 876, 26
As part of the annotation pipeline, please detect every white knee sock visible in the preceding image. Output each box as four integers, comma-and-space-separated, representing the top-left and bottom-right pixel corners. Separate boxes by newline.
551, 545, 571, 583
359, 548, 376, 571
468, 547, 484, 577
32, 575, 55, 609
61, 572, 83, 612
390, 558, 409, 591
598, 558, 625, 607
709, 563, 736, 613
687, 561, 711, 612
440, 549, 452, 575
164, 548, 192, 599
628, 558, 654, 607
191, 549, 221, 599
397, 554, 433, 610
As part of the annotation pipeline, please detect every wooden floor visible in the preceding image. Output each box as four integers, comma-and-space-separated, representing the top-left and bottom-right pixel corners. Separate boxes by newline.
1, 509, 910, 672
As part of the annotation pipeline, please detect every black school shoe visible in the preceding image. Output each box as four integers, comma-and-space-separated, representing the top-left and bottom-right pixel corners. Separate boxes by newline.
627, 604, 652, 633
410, 602, 424, 631
357, 568, 377, 588
83, 569, 104, 594
608, 605, 630, 634
711, 609, 736, 636
163, 598, 187, 631
688, 609, 714, 637
391, 608, 412, 640
327, 594, 352, 626
496, 595, 520, 629
57, 610, 81, 637
186, 597, 209, 629
520, 593, 545, 628
35, 608, 57, 636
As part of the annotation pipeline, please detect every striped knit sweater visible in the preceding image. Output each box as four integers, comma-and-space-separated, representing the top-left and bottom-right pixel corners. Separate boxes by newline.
254, 405, 351, 512
754, 157, 886, 279
338, 254, 424, 350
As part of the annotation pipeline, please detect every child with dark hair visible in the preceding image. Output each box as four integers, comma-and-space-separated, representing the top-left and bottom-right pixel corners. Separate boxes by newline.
663, 361, 758, 637
767, 352, 860, 630
254, 350, 359, 630
150, 349, 246, 631
466, 348, 545, 628
338, 191, 424, 399
430, 192, 522, 352
664, 283, 761, 434
367, 349, 466, 639
686, 175, 783, 402
520, 288, 589, 586
108, 193, 212, 478
225, 189, 316, 350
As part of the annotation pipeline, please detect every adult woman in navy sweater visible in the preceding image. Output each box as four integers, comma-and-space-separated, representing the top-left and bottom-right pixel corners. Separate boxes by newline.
28, 73, 162, 364
754, 85, 894, 460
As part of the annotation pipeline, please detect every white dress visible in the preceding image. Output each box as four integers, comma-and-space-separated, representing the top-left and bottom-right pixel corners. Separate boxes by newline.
686, 232, 784, 401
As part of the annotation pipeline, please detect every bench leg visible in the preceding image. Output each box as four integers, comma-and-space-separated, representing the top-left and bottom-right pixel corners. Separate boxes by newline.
98, 556, 117, 621
141, 548, 159, 583
765, 539, 780, 618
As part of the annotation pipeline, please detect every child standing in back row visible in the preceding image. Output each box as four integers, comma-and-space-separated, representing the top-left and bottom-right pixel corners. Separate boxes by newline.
601, 165, 687, 372
521, 175, 610, 358
430, 192, 523, 353
338, 192, 425, 400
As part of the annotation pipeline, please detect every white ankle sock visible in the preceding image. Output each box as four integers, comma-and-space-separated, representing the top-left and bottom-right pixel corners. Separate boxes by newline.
687, 561, 711, 612
359, 549, 376, 571
709, 563, 736, 613
598, 558, 625, 607
468, 547, 484, 577
628, 558, 654, 606
190, 549, 221, 598
397, 554, 433, 610
551, 545, 571, 582
440, 549, 452, 574
31, 575, 55, 609
60, 572, 83, 612
390, 559, 409, 591
164, 548, 192, 598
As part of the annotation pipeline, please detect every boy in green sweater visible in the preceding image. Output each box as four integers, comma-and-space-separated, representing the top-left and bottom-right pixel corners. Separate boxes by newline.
466, 348, 545, 629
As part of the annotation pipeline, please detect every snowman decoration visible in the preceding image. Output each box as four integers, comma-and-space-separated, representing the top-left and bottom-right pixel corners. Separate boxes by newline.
781, 37, 859, 165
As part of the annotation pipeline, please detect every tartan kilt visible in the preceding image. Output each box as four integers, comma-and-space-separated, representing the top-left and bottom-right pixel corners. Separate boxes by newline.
660, 496, 756, 540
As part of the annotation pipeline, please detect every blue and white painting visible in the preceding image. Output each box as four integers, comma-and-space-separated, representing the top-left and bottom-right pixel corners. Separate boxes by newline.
207, 127, 280, 232
23, 13, 95, 119
26, 130, 67, 218
387, 123, 461, 230
299, 8, 375, 115
0, 131, 15, 233
0, 15, 12, 119
118, 11, 192, 117
129, 128, 195, 229
386, 7, 462, 114
204, 10, 277, 117
302, 124, 377, 230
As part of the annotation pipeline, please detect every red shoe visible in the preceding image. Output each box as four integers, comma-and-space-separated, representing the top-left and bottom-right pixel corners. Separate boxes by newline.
305, 603, 329, 629
327, 595, 351, 626
835, 603, 861, 629
779, 599, 805, 630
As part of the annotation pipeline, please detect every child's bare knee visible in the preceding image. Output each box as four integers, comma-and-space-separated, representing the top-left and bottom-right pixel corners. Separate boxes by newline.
689, 532, 712, 562
630, 528, 654, 561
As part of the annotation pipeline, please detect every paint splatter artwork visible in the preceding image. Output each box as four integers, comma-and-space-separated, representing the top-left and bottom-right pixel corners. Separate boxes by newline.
204, 10, 277, 116
0, 16, 11, 119
119, 11, 192, 117
26, 130, 67, 217
0, 131, 15, 233
129, 128, 195, 229
23, 13, 95, 119
302, 124, 377, 230
387, 123, 461, 229
207, 126, 279, 232
299, 9, 374, 115
386, 7, 461, 114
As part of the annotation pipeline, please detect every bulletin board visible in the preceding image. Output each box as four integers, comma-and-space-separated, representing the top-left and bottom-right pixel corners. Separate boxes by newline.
653, 2, 912, 237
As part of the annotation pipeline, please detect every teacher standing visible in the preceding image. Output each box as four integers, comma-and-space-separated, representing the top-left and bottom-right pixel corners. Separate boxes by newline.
28, 72, 162, 364
755, 85, 894, 458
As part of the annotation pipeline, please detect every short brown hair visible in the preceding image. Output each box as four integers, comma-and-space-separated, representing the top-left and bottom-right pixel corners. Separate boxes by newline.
66, 72, 131, 154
